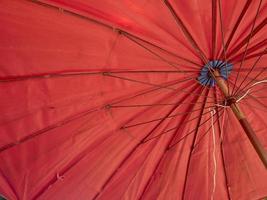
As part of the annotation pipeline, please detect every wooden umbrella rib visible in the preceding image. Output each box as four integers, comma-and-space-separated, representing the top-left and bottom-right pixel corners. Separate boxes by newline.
217, 108, 231, 200
143, 108, 214, 143
30, 0, 202, 69
213, 87, 230, 200
233, 48, 267, 95
164, 0, 212, 68
212, 0, 217, 60
122, 31, 202, 68
110, 78, 196, 106
92, 86, 201, 200
192, 109, 223, 149
220, 0, 252, 56
137, 88, 209, 199
123, 105, 217, 129
229, 38, 267, 62
104, 73, 216, 99
168, 106, 223, 149
228, 17, 267, 57
0, 108, 99, 153
234, 57, 267, 95
181, 88, 210, 200
218, 0, 231, 94
122, 33, 185, 71
231, 0, 263, 95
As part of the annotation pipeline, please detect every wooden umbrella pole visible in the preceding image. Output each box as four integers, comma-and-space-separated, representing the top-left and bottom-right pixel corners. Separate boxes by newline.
212, 70, 267, 168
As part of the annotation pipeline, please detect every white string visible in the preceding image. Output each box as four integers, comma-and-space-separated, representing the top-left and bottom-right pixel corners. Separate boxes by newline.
210, 108, 217, 200
236, 79, 267, 102
214, 103, 228, 108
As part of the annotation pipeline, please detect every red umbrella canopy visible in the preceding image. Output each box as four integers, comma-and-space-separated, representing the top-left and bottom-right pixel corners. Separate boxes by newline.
0, 0, 267, 199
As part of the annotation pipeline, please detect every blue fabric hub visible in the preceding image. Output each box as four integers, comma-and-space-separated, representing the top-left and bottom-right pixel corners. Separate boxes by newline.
198, 60, 233, 87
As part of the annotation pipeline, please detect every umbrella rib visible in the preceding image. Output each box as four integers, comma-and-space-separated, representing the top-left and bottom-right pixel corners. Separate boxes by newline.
180, 88, 210, 200
227, 80, 267, 111
91, 86, 199, 200
212, 92, 231, 200
164, 0, 212, 68
227, 17, 267, 57
248, 87, 267, 96
122, 105, 217, 129
231, 0, 263, 95
137, 91, 206, 200
122, 33, 192, 72
231, 67, 267, 72
0, 79, 194, 150
0, 70, 199, 83
238, 101, 267, 112
233, 48, 267, 95
220, 0, 252, 56
104, 73, 215, 99
241, 95, 267, 110
167, 107, 223, 150
218, 0, 231, 93
0, 108, 99, 153
29, 0, 202, 69
145, 82, 211, 144
110, 78, 196, 106
111, 101, 215, 108
229, 38, 267, 62
119, 82, 196, 130
233, 57, 267, 95
143, 108, 216, 143
32, 85, 190, 200
211, 0, 217, 60
192, 109, 223, 149
122, 32, 202, 68
232, 50, 267, 65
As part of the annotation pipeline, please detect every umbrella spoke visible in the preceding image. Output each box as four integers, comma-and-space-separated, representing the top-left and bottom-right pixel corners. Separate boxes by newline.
220, 0, 252, 56
229, 38, 267, 62
92, 86, 200, 200
110, 78, 196, 106
0, 107, 99, 153
122, 33, 191, 72
233, 63, 267, 96
105, 73, 216, 99
111, 101, 215, 109
180, 88, 211, 199
122, 105, 217, 129
122, 32, 202, 69
138, 91, 209, 199
231, 67, 267, 72
228, 17, 267, 57
232, 50, 267, 65
218, 0, 231, 94
231, 0, 263, 95
0, 70, 199, 83
143, 83, 211, 143
143, 107, 219, 143
240, 95, 267, 111
217, 109, 231, 200
30, 0, 202, 69
192, 109, 223, 149
164, 0, 211, 68
211, 0, 217, 60
167, 107, 223, 150
232, 48, 267, 95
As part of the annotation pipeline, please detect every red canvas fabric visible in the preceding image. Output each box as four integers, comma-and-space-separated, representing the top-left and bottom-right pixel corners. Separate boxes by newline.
0, 0, 267, 199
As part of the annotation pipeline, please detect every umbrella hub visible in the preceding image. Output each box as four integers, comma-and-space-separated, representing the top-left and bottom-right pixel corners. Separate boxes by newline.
198, 60, 233, 87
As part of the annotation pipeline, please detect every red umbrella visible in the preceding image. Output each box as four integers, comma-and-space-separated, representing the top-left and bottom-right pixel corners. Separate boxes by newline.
0, 0, 267, 199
